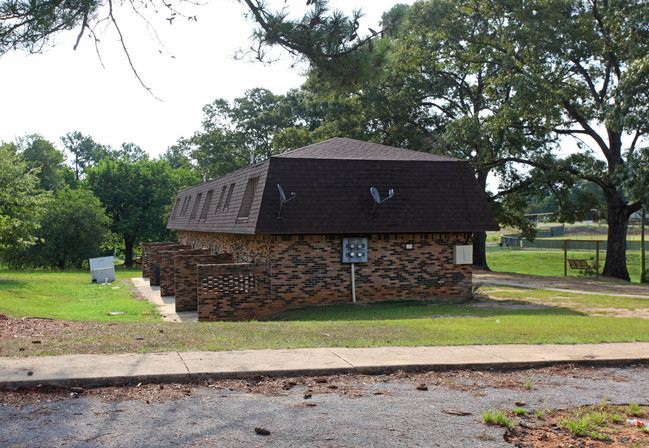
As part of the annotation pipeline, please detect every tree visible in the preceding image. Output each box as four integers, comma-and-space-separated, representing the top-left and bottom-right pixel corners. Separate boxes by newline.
179, 88, 298, 178
0, 143, 48, 254
3, 187, 112, 269
61, 131, 111, 180
241, 0, 649, 281
1, 0, 199, 94
85, 158, 199, 266
15, 134, 68, 191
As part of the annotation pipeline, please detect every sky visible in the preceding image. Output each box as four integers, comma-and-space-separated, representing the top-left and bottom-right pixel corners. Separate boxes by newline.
0, 0, 409, 159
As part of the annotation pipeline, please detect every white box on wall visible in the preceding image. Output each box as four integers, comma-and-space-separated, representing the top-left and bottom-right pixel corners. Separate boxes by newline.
453, 245, 473, 264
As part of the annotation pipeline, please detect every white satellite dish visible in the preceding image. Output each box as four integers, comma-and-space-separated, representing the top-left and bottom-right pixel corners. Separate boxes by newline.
277, 184, 296, 219
278, 183, 287, 202
370, 187, 381, 204
370, 187, 395, 215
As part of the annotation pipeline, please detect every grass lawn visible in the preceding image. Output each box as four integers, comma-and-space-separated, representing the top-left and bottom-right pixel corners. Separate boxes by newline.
0, 267, 160, 322
2, 264, 649, 356
486, 247, 646, 283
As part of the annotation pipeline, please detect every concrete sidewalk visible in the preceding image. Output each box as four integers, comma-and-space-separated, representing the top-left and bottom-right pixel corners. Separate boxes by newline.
2, 342, 649, 389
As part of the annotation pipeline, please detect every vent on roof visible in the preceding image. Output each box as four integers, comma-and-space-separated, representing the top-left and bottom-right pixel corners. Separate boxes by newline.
199, 190, 213, 222
189, 193, 202, 221
237, 177, 259, 219
223, 183, 235, 211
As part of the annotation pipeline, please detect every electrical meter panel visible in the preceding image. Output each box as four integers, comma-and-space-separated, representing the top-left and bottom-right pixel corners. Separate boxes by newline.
342, 237, 368, 263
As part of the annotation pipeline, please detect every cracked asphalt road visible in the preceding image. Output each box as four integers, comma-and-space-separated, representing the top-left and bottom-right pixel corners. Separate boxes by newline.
2, 363, 648, 447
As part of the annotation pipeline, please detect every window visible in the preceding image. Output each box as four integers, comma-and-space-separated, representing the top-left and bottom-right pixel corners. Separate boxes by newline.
237, 177, 259, 219
189, 193, 202, 221
180, 195, 191, 215
171, 198, 181, 219
199, 190, 213, 221
215, 185, 227, 212
223, 183, 235, 211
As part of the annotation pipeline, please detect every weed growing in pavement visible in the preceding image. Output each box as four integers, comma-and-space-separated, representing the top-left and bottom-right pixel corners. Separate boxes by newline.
629, 402, 645, 417
513, 407, 527, 416
481, 410, 515, 429
523, 374, 535, 389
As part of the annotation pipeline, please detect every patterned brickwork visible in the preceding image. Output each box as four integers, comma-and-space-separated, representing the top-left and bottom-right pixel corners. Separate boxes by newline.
197, 263, 272, 321
159, 248, 209, 297
174, 254, 235, 312
179, 231, 473, 319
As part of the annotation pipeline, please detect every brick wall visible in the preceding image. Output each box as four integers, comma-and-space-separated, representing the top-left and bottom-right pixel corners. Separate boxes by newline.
174, 253, 235, 312
197, 263, 272, 321
159, 248, 210, 297
146, 244, 192, 286
179, 231, 473, 317
142, 242, 180, 278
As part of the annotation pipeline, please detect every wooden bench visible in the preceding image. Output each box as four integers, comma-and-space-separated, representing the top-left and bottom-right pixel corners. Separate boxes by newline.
568, 259, 594, 270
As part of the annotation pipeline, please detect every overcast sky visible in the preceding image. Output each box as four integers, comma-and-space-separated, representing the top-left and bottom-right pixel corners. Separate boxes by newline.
0, 0, 409, 159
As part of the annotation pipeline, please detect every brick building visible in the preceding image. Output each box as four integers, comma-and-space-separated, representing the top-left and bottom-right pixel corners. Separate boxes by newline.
164, 137, 498, 320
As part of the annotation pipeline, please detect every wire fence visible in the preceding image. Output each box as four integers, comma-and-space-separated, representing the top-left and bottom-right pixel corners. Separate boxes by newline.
500, 229, 648, 252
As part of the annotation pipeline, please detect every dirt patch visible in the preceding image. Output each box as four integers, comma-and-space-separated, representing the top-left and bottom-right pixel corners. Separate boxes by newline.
0, 313, 94, 341
474, 270, 649, 296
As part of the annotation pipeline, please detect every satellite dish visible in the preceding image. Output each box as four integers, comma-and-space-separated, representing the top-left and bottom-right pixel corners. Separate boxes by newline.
370, 187, 381, 204
277, 183, 296, 219
369, 187, 395, 215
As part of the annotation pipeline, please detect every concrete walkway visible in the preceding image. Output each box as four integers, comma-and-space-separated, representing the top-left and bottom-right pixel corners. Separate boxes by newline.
2, 343, 649, 389
131, 277, 197, 323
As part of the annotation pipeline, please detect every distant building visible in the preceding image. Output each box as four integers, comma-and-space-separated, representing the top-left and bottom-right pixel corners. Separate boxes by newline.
157, 137, 498, 320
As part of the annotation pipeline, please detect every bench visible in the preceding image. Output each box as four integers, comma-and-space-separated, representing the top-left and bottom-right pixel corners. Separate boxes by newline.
568, 259, 595, 270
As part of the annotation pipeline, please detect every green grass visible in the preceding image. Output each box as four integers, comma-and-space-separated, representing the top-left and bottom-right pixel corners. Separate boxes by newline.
2, 265, 649, 357
482, 410, 516, 429
487, 247, 646, 283
0, 267, 160, 322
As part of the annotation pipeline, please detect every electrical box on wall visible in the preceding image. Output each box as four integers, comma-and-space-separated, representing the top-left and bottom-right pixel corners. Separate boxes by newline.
453, 245, 473, 265
342, 237, 368, 263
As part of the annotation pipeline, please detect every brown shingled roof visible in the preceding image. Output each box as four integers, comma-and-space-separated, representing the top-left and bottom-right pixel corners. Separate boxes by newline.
167, 137, 499, 234
277, 137, 458, 161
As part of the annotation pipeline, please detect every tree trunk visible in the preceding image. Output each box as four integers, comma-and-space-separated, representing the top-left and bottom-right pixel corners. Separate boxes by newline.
602, 189, 631, 281
124, 238, 135, 267
473, 169, 490, 270
473, 231, 490, 270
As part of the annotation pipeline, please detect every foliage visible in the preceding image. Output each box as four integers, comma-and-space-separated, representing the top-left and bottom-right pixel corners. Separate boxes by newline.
60, 131, 112, 180
85, 158, 199, 265
0, 143, 49, 254
243, 0, 649, 281
241, 0, 395, 84
14, 134, 69, 191
481, 410, 516, 429
2, 187, 112, 269
176, 88, 300, 178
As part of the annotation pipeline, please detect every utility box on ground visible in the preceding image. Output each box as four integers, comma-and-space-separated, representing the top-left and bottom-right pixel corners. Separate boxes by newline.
89, 256, 116, 283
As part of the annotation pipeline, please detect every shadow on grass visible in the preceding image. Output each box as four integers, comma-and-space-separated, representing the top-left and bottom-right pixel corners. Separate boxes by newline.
0, 278, 30, 291
267, 298, 586, 322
